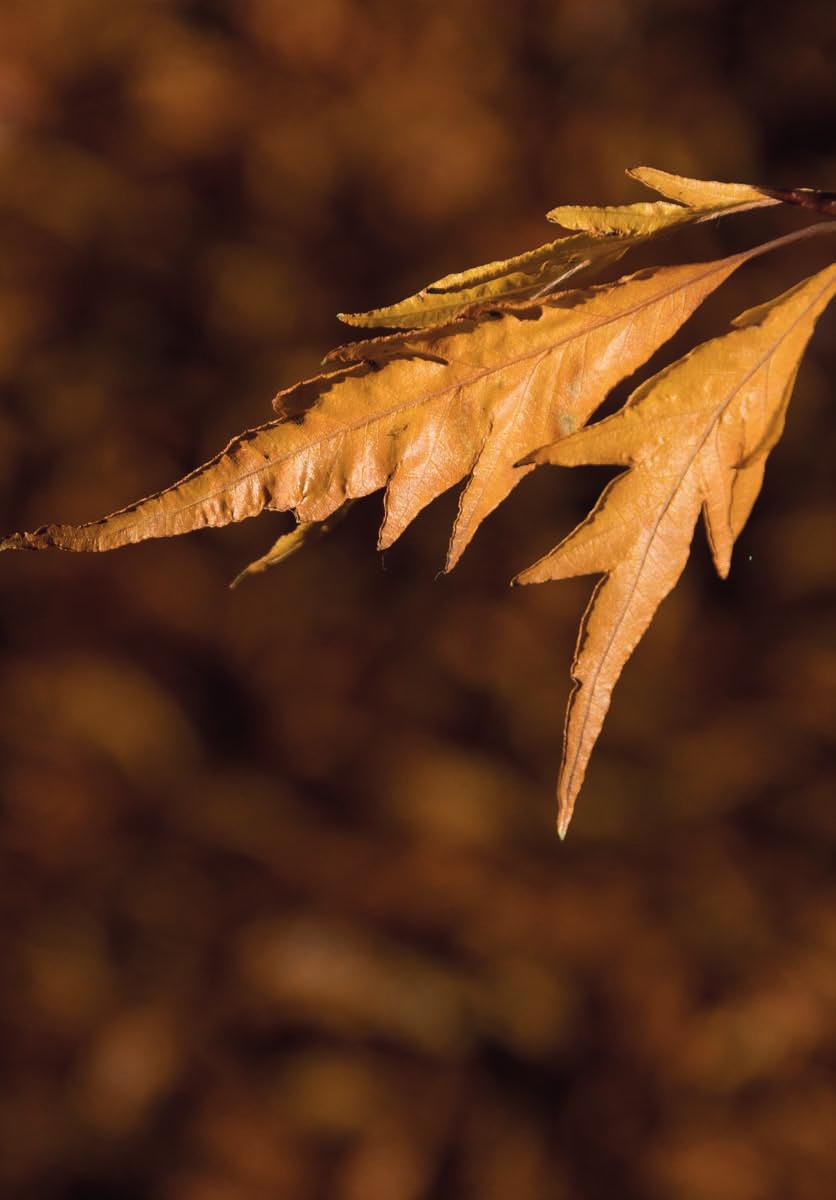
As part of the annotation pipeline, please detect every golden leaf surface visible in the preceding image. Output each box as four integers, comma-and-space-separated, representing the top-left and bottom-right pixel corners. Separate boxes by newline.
2, 232, 807, 568
548, 166, 776, 235
337, 232, 629, 331
339, 167, 777, 330
626, 166, 775, 212
516, 264, 836, 837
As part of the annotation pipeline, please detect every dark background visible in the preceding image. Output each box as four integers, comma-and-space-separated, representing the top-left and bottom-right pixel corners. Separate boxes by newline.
1, 2, 835, 1198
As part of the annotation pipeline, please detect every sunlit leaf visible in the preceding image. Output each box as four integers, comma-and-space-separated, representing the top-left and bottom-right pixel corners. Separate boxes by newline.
4, 234, 808, 566
3, 162, 833, 834
516, 264, 836, 836
340, 167, 778, 331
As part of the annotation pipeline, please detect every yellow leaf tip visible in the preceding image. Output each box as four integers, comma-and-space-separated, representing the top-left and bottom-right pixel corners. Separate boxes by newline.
556, 787, 576, 839
336, 311, 366, 328
511, 566, 534, 587
443, 543, 463, 574
2, 532, 31, 552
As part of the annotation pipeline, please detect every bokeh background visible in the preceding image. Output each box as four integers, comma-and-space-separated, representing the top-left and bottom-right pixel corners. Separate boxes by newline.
1, 2, 835, 1198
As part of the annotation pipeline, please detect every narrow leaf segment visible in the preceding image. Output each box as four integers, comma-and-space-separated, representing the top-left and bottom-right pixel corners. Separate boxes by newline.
339, 167, 777, 330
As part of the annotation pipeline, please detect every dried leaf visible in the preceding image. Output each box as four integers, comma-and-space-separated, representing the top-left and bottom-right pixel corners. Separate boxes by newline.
626, 165, 777, 214
516, 264, 836, 837
337, 232, 629, 330
2, 165, 833, 835
548, 168, 776, 235
229, 504, 354, 589
546, 200, 690, 236
340, 167, 777, 331
4, 232, 809, 568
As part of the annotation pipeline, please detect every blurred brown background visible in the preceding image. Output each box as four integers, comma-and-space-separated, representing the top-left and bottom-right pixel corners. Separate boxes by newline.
1, 2, 835, 1198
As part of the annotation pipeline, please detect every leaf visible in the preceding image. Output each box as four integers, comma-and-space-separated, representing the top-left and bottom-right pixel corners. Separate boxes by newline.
515, 264, 836, 838
339, 167, 778, 331
626, 165, 776, 214
2, 167, 833, 836
337, 232, 630, 330
229, 503, 354, 589
548, 167, 777, 235
546, 200, 691, 236
3, 231, 810, 568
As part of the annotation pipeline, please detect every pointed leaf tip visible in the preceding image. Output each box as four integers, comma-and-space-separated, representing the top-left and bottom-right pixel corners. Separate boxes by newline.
2, 532, 33, 552
230, 506, 355, 589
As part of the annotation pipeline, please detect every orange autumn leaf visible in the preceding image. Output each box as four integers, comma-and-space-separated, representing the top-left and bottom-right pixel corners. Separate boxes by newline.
339, 167, 777, 329
2, 165, 834, 834
4, 236, 801, 566
229, 503, 354, 589
516, 264, 836, 836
